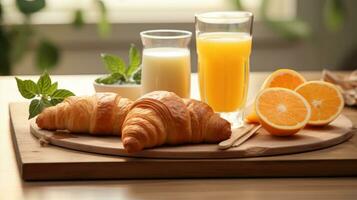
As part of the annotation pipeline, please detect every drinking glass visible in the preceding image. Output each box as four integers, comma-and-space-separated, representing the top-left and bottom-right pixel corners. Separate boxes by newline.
140, 30, 192, 98
195, 11, 253, 127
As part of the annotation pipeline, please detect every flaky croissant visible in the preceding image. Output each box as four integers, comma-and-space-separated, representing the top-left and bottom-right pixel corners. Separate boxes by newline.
36, 93, 132, 135
121, 91, 231, 153
36, 91, 232, 153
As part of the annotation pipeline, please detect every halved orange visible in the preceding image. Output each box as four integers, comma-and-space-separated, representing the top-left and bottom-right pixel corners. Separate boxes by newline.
261, 69, 306, 90
245, 69, 306, 124
255, 88, 311, 136
295, 81, 344, 126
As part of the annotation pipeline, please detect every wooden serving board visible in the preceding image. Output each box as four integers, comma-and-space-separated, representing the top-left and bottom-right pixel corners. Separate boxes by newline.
9, 102, 357, 180
29, 115, 353, 159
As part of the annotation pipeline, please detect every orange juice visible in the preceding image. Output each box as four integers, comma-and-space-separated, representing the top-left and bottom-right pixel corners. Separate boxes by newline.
197, 32, 252, 112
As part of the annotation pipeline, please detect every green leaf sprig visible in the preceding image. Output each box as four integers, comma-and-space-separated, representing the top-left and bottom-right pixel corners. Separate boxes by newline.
95, 44, 141, 85
15, 71, 75, 119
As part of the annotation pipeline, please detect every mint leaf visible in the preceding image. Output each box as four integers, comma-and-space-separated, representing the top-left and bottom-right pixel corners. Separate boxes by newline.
101, 54, 126, 76
28, 98, 52, 119
28, 99, 45, 119
99, 44, 142, 84
50, 98, 62, 106
95, 73, 123, 84
15, 72, 75, 119
16, 77, 38, 99
133, 69, 141, 84
47, 82, 58, 95
51, 89, 75, 100
42, 98, 53, 107
49, 89, 74, 106
126, 44, 141, 77
37, 71, 51, 94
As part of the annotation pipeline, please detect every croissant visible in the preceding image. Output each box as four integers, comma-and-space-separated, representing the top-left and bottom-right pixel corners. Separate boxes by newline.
121, 91, 231, 153
36, 93, 132, 135
36, 91, 232, 153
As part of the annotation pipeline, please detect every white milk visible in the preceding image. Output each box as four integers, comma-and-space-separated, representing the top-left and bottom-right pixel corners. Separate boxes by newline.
141, 47, 191, 98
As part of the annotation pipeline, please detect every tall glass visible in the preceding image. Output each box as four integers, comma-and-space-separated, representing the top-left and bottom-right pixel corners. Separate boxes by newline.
140, 30, 192, 98
195, 12, 253, 127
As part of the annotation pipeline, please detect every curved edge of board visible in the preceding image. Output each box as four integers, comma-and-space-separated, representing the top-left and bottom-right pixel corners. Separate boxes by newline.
29, 115, 354, 159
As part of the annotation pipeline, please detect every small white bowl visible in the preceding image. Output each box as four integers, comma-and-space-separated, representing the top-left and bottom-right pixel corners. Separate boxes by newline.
93, 82, 142, 100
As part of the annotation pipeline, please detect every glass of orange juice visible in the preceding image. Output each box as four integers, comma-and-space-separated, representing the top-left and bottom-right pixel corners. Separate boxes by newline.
195, 11, 253, 127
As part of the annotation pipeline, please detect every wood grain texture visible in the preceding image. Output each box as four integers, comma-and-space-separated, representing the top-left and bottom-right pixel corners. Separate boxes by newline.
2, 73, 357, 200
10, 102, 357, 180
27, 105, 353, 159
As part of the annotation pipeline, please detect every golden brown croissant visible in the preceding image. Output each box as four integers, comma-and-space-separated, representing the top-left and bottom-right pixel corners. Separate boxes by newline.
36, 93, 132, 135
36, 91, 232, 153
122, 91, 231, 153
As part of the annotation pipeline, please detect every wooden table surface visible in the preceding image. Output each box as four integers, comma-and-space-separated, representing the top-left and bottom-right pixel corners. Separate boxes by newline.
1, 72, 357, 200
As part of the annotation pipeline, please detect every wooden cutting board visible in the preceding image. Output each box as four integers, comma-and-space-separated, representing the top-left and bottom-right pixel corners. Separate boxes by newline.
29, 114, 353, 159
9, 102, 357, 180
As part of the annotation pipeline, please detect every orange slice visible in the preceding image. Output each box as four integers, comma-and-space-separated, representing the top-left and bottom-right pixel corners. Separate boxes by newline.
261, 69, 306, 90
295, 81, 344, 126
245, 110, 259, 124
245, 69, 306, 124
255, 88, 311, 136
244, 103, 259, 124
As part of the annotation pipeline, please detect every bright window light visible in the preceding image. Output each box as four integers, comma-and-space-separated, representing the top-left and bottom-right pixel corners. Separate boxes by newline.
2, 0, 296, 24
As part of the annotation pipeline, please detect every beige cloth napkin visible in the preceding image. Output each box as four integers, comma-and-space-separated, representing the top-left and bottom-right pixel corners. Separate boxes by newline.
322, 70, 357, 106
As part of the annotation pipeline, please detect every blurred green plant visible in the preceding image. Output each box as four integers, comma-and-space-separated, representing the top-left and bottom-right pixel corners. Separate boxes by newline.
97, 0, 111, 38
234, 0, 347, 40
72, 9, 85, 29
259, 0, 311, 40
323, 0, 345, 32
0, 0, 111, 75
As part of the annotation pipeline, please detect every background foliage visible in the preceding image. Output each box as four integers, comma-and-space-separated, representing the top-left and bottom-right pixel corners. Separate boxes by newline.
235, 0, 345, 40
0, 0, 110, 75
0, 0, 347, 75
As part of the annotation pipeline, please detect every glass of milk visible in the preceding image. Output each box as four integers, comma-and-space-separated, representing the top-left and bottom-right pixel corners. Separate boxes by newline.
140, 30, 192, 98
